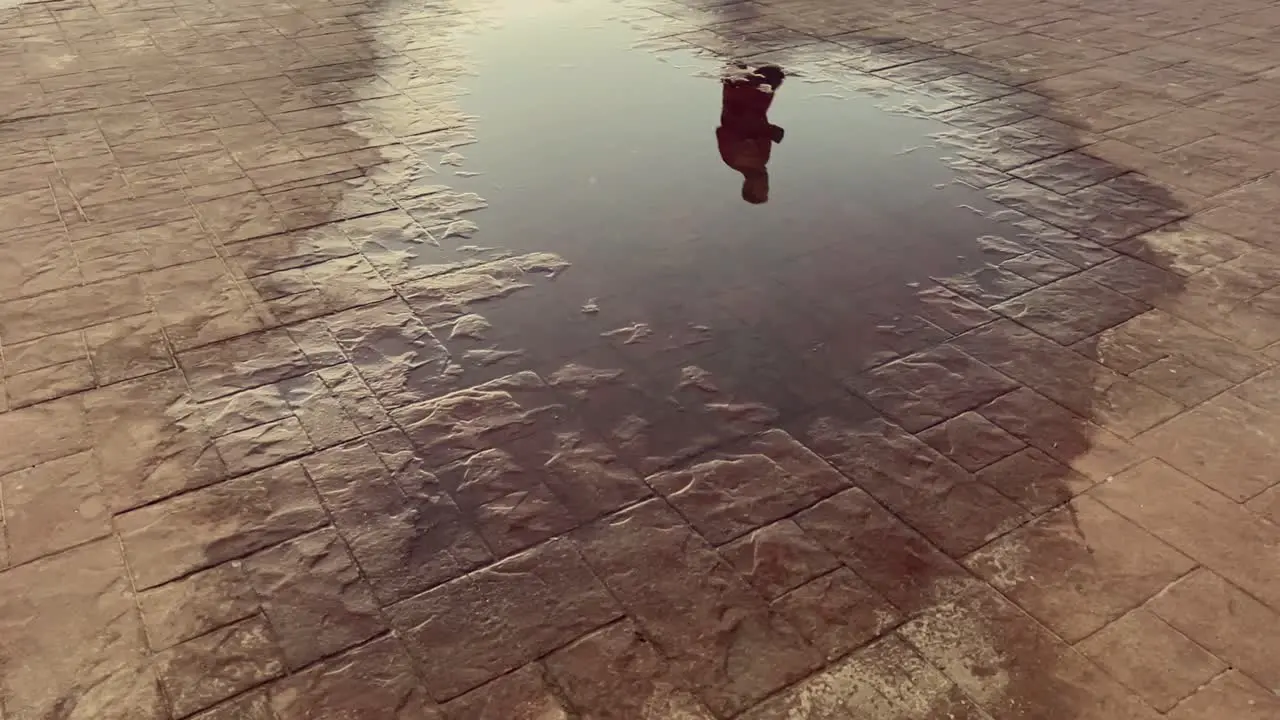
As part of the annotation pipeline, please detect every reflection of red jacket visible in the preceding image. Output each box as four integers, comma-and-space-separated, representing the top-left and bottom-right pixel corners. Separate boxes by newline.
716, 82, 780, 173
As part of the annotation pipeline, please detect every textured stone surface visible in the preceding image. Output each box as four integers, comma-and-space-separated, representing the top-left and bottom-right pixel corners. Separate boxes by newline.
387, 537, 620, 700
3, 0, 1280, 716
1077, 609, 1226, 712
244, 528, 386, 670
575, 500, 820, 716
648, 429, 848, 545
117, 461, 328, 589
966, 497, 1195, 642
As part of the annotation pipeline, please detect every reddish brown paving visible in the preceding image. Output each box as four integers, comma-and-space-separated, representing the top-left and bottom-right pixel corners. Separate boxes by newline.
2, 0, 1280, 718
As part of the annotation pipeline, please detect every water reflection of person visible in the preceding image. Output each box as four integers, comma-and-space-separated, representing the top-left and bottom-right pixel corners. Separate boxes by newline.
717, 64, 785, 204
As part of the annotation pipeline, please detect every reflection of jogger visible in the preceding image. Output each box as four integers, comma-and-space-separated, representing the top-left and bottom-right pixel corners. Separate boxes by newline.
716, 64, 785, 204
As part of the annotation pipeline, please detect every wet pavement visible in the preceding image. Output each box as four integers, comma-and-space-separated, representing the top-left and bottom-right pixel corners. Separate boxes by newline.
2, 0, 1280, 717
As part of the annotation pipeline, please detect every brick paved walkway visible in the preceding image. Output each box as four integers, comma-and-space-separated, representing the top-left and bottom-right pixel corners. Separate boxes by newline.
2, 0, 1280, 717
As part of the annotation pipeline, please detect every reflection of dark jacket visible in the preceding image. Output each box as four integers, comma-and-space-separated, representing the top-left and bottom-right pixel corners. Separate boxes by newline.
716, 78, 784, 174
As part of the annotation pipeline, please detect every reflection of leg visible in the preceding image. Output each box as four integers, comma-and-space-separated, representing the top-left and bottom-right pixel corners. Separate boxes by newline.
742, 169, 769, 204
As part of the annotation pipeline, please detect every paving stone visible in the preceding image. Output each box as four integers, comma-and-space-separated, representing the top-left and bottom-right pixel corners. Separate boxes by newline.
740, 635, 991, 720
387, 537, 621, 701
0, 395, 89, 476
850, 345, 1018, 432
1147, 569, 1280, 694
443, 664, 571, 720
545, 620, 716, 720
720, 519, 842, 600
1076, 609, 1226, 712
244, 527, 386, 670
0, 451, 108, 565
177, 328, 310, 401
647, 429, 848, 545
1092, 460, 1280, 612
214, 415, 316, 475
1166, 670, 1280, 720
324, 299, 460, 409
155, 615, 286, 718
1130, 355, 1231, 405
574, 499, 820, 717
540, 431, 652, 521
0, 540, 165, 720
84, 312, 174, 384
937, 263, 1038, 306
303, 439, 492, 605
116, 461, 328, 589
966, 496, 1195, 642
191, 691, 277, 720
975, 447, 1097, 515
137, 561, 260, 650
900, 587, 1161, 720
917, 410, 1026, 471
268, 636, 443, 719
804, 416, 1027, 557
85, 371, 227, 510
772, 568, 901, 661
994, 274, 1150, 345
390, 371, 562, 468
1135, 393, 1280, 500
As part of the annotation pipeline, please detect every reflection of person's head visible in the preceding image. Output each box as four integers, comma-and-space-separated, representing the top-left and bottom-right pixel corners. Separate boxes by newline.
742, 170, 769, 204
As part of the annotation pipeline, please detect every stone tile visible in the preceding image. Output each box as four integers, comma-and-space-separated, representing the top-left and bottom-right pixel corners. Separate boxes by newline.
1147, 568, 1280, 694
1000, 250, 1079, 284
324, 300, 460, 409
1136, 393, 1280, 500
4, 358, 96, 407
1130, 356, 1231, 405
390, 371, 561, 469
994, 275, 1149, 344
1076, 609, 1225, 711
720, 519, 841, 600
0, 276, 149, 345
917, 410, 1026, 471
1092, 460, 1280, 612
1166, 671, 1280, 720
0, 451, 110, 564
303, 439, 492, 605
900, 587, 1161, 720
740, 635, 991, 720
850, 345, 1018, 432
2, 329, 85, 375
116, 461, 327, 589
0, 540, 165, 720
540, 431, 651, 522
137, 561, 260, 650
574, 499, 819, 716
803, 416, 1028, 557
435, 445, 579, 556
1089, 309, 1268, 383
155, 615, 285, 718
443, 664, 570, 720
794, 486, 978, 614
967, 496, 1195, 642
976, 447, 1097, 515
191, 690, 277, 720
387, 537, 621, 701
141, 259, 267, 351
545, 620, 715, 720
773, 568, 901, 660
214, 415, 316, 475
647, 429, 848, 545
0, 395, 89, 476
913, 284, 997, 333
268, 635, 443, 720
978, 387, 1146, 481
1115, 222, 1254, 276
244, 527, 386, 670
177, 328, 310, 401
84, 312, 174, 384
937, 263, 1038, 306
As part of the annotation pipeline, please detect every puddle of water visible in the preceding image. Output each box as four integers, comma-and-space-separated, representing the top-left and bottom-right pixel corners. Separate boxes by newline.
382, 0, 1061, 413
